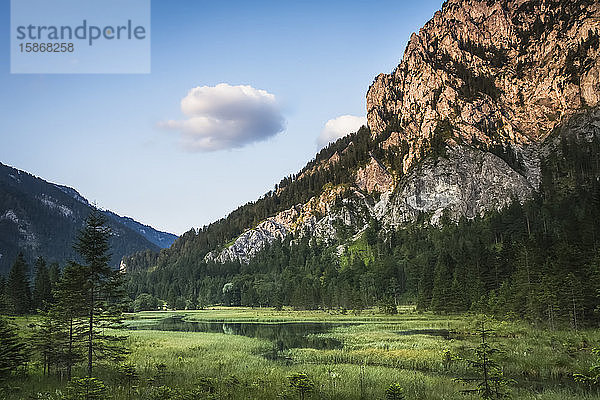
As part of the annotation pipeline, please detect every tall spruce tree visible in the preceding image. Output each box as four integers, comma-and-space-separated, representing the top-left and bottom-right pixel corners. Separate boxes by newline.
74, 209, 128, 378
0, 275, 6, 313
6, 253, 31, 315
32, 256, 52, 311
0, 317, 29, 381
33, 310, 62, 377
45, 262, 88, 380
48, 262, 61, 288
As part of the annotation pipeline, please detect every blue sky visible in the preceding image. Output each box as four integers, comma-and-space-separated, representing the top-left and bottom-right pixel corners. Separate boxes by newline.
1, 0, 443, 235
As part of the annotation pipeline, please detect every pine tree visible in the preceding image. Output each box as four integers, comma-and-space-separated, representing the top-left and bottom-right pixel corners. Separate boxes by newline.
48, 262, 88, 380
0, 275, 6, 313
74, 209, 128, 378
574, 347, 600, 389
0, 317, 29, 381
288, 373, 314, 400
48, 262, 61, 289
32, 310, 62, 377
63, 377, 108, 400
385, 383, 406, 400
456, 321, 512, 399
6, 253, 31, 315
32, 256, 52, 311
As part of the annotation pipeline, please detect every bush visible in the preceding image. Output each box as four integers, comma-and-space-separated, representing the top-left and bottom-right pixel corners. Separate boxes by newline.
62, 377, 108, 400
133, 293, 159, 311
385, 383, 405, 400
288, 373, 314, 400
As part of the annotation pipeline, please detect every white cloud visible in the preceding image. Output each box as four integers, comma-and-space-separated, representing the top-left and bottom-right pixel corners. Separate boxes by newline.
317, 115, 366, 148
160, 83, 285, 151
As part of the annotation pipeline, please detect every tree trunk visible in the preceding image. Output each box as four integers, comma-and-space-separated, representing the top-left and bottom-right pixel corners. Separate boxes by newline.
88, 286, 94, 377
67, 317, 73, 381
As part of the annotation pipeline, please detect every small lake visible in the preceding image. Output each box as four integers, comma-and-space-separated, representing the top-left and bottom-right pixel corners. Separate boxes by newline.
128, 316, 345, 355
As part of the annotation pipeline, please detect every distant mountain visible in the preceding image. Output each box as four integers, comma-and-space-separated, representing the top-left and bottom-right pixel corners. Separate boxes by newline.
0, 162, 177, 275
103, 211, 176, 249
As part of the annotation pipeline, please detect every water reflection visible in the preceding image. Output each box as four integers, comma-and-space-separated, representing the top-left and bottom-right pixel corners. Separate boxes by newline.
395, 328, 462, 340
130, 316, 344, 354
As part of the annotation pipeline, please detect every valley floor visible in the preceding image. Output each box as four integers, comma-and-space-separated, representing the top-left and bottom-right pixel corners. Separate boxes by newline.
4, 307, 600, 399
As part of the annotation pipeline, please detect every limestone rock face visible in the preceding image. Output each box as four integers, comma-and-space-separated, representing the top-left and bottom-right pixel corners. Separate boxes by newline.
367, 0, 600, 172
205, 218, 289, 264
355, 156, 395, 193
380, 145, 536, 226
205, 185, 352, 263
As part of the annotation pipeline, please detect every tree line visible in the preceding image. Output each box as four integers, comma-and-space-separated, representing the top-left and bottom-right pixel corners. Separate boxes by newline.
0, 209, 127, 385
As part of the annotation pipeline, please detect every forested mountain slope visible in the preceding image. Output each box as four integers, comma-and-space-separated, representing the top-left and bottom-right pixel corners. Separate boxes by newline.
125, 0, 600, 325
0, 162, 176, 274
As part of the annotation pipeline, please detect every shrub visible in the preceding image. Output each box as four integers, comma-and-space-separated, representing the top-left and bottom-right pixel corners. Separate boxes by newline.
385, 383, 405, 400
62, 377, 108, 400
288, 373, 314, 400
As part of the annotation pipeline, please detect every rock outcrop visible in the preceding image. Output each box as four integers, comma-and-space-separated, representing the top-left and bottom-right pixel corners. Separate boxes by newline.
355, 155, 395, 193
379, 145, 536, 226
367, 0, 600, 172
206, 185, 354, 263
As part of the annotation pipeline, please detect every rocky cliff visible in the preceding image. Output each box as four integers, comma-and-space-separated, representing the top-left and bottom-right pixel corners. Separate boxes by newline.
367, 0, 600, 172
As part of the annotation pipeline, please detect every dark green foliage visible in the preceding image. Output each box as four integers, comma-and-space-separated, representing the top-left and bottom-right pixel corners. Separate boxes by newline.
48, 262, 61, 288
385, 383, 406, 400
32, 256, 52, 311
133, 293, 159, 311
47, 262, 88, 380
0, 275, 6, 312
118, 363, 139, 400
431, 51, 499, 101
379, 297, 398, 315
430, 119, 454, 158
63, 377, 108, 400
456, 38, 507, 68
288, 373, 314, 400
0, 317, 28, 381
6, 252, 31, 315
150, 363, 168, 386
32, 310, 63, 377
574, 348, 600, 389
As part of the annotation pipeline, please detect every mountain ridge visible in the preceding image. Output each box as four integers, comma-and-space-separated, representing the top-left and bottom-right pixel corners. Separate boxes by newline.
0, 162, 177, 274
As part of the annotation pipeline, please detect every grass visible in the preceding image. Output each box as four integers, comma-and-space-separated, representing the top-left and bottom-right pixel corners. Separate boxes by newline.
3, 308, 600, 399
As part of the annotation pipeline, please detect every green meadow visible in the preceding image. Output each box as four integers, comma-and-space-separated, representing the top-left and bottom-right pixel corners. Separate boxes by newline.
4, 307, 600, 399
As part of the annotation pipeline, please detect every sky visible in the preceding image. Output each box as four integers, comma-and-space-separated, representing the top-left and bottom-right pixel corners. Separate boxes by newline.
0, 0, 443, 236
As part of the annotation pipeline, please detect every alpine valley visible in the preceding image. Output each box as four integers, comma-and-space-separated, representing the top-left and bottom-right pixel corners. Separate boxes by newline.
3, 0, 600, 399
124, 0, 600, 325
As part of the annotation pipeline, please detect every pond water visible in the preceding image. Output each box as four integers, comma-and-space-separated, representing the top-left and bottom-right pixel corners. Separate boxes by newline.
396, 329, 454, 339
127, 316, 460, 360
128, 316, 345, 355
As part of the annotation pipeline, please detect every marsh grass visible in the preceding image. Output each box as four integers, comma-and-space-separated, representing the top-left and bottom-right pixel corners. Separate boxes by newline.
4, 308, 600, 399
